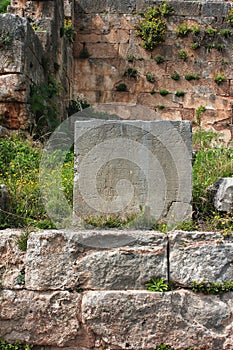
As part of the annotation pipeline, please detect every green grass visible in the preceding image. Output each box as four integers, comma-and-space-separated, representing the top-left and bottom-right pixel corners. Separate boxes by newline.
0, 0, 10, 14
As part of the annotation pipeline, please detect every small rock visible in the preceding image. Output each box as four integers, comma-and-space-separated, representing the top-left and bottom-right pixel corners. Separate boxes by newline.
0, 126, 9, 138
208, 178, 233, 212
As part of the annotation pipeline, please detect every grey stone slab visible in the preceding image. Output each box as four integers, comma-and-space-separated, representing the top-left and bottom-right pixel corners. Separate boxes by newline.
82, 290, 233, 350
208, 178, 233, 212
76, 0, 136, 13
0, 290, 81, 346
169, 231, 233, 286
202, 2, 231, 18
25, 230, 167, 290
74, 120, 192, 227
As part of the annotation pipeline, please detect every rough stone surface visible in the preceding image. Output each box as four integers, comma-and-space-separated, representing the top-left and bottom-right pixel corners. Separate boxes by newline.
74, 120, 192, 226
208, 178, 233, 212
0, 290, 81, 346
82, 290, 233, 350
169, 231, 233, 286
0, 184, 10, 212
25, 230, 167, 290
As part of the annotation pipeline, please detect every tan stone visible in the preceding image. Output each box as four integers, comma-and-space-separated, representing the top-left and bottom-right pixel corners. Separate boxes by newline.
0, 103, 28, 129
0, 74, 27, 102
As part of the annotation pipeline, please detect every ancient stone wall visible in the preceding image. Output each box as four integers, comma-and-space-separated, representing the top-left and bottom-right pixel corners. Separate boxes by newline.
0, 229, 233, 350
73, 0, 233, 143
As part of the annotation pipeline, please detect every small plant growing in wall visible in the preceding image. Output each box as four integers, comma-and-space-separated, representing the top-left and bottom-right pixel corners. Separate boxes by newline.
0, 31, 13, 48
60, 18, 76, 43
136, 2, 174, 50
190, 25, 200, 35
124, 68, 139, 79
214, 73, 227, 84
146, 277, 169, 292
227, 7, 233, 27
154, 56, 165, 64
178, 49, 188, 61
116, 83, 128, 92
175, 90, 185, 97
157, 105, 165, 110
220, 28, 232, 38
205, 26, 217, 37
159, 89, 169, 96
171, 73, 180, 81
185, 73, 200, 81
190, 42, 200, 50
196, 105, 206, 127
146, 73, 155, 83
127, 55, 135, 62
176, 21, 190, 37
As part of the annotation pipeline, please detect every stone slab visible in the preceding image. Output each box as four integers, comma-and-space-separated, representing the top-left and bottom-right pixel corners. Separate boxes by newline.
208, 178, 233, 212
82, 290, 233, 350
25, 230, 167, 291
74, 120, 192, 227
169, 231, 233, 286
0, 290, 81, 346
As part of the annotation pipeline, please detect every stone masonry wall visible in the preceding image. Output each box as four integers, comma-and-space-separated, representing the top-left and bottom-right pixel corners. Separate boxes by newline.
73, 0, 233, 144
0, 229, 233, 350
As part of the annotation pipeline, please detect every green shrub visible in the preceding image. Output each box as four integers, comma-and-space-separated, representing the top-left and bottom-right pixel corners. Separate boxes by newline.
136, 2, 173, 50
60, 19, 76, 43
154, 56, 165, 64
150, 89, 156, 95
146, 73, 155, 83
178, 49, 188, 60
220, 28, 231, 38
157, 105, 165, 110
205, 26, 217, 36
67, 96, 90, 116
195, 105, 206, 127
124, 68, 139, 79
0, 340, 33, 350
159, 89, 169, 96
171, 73, 180, 80
0, 0, 10, 13
185, 73, 200, 81
190, 25, 200, 35
214, 73, 227, 84
191, 280, 233, 295
175, 90, 185, 97
190, 42, 200, 50
176, 21, 190, 37
116, 83, 128, 92
227, 7, 233, 27
127, 55, 135, 62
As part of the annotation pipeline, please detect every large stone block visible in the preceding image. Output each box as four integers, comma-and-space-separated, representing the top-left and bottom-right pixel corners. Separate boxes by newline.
82, 290, 233, 350
0, 290, 81, 346
169, 231, 233, 286
25, 230, 167, 290
74, 120, 192, 227
208, 178, 233, 212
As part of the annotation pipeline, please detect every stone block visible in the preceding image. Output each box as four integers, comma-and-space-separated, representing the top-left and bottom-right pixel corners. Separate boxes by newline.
208, 178, 233, 212
0, 290, 81, 346
74, 120, 192, 226
0, 229, 26, 289
169, 231, 233, 286
76, 0, 136, 14
82, 290, 233, 350
0, 74, 27, 102
202, 2, 231, 18
25, 230, 167, 290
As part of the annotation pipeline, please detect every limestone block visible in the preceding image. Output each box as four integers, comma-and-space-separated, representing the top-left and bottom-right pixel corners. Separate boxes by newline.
169, 231, 233, 286
82, 290, 233, 350
74, 120, 192, 226
25, 230, 167, 290
76, 0, 136, 14
0, 102, 28, 129
202, 2, 231, 18
85, 43, 119, 59
208, 178, 233, 212
0, 229, 26, 289
170, 1, 201, 17
0, 74, 27, 102
0, 290, 81, 346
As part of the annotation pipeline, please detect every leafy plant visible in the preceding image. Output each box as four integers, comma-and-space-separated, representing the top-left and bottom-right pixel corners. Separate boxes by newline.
190, 42, 200, 50
16, 230, 31, 251
116, 83, 128, 92
171, 73, 180, 80
192, 129, 219, 150
178, 49, 188, 60
67, 96, 90, 116
150, 89, 156, 95
124, 68, 139, 79
157, 105, 165, 110
156, 344, 174, 350
136, 2, 173, 50
154, 56, 165, 64
159, 89, 169, 96
191, 280, 233, 295
83, 213, 136, 228
0, 0, 10, 14
127, 55, 135, 62
60, 19, 76, 43
214, 73, 227, 84
190, 25, 200, 35
176, 21, 190, 37
17, 269, 25, 286
205, 26, 217, 37
195, 105, 206, 127
227, 7, 233, 27
220, 28, 231, 38
146, 73, 155, 83
146, 277, 169, 292
214, 43, 225, 51
185, 73, 200, 81
0, 340, 33, 350
175, 90, 185, 97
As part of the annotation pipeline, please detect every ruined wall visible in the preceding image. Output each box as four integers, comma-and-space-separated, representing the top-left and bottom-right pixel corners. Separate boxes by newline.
0, 0, 73, 131
0, 229, 233, 350
73, 0, 233, 143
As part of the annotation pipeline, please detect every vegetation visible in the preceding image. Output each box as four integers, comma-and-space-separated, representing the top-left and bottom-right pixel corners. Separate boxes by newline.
146, 73, 156, 83
185, 73, 200, 81
220, 28, 231, 38
60, 19, 76, 43
154, 56, 165, 64
83, 213, 137, 229
124, 68, 139, 79
190, 42, 200, 50
178, 49, 188, 60
159, 89, 169, 96
191, 280, 233, 295
0, 340, 32, 350
227, 7, 233, 27
67, 96, 90, 116
205, 26, 217, 37
175, 90, 185, 97
146, 277, 169, 292
176, 22, 190, 37
171, 73, 180, 81
0, 0, 10, 14
116, 83, 128, 92
127, 55, 135, 62
214, 73, 227, 84
0, 31, 13, 48
136, 2, 173, 50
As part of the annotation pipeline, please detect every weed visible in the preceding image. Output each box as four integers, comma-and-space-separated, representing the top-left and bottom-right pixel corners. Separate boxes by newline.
157, 105, 165, 110
83, 213, 136, 229
146, 277, 169, 292
124, 68, 139, 79
214, 43, 225, 51
175, 90, 185, 97
214, 73, 227, 84
60, 18, 76, 43
185, 73, 200, 81
136, 2, 173, 50
190, 25, 200, 35
171, 73, 180, 80
16, 230, 31, 251
0, 0, 10, 14
150, 89, 156, 95
205, 26, 217, 37
176, 22, 190, 37
116, 83, 128, 92
178, 49, 188, 60
192, 129, 219, 150
159, 89, 169, 96
220, 28, 231, 38
16, 269, 25, 286
195, 105, 206, 127
127, 55, 135, 62
191, 280, 233, 294
67, 96, 90, 116
190, 42, 200, 50
154, 56, 165, 64
0, 340, 33, 350
227, 7, 233, 27
156, 344, 174, 350
146, 73, 155, 83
